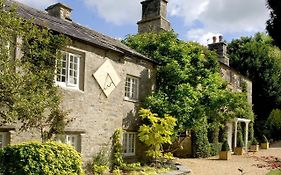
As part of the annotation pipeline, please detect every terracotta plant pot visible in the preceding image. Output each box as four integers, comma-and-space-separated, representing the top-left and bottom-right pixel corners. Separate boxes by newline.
250, 144, 259, 152
261, 142, 269, 149
219, 151, 231, 160
234, 147, 243, 155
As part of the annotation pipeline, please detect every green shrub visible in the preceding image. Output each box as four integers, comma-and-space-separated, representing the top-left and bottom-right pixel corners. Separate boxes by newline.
237, 124, 244, 147
262, 135, 269, 143
221, 140, 230, 151
266, 109, 281, 139
252, 138, 259, 145
138, 108, 176, 161
121, 162, 142, 172
191, 119, 210, 158
112, 129, 124, 170
92, 149, 109, 174
248, 122, 254, 142
209, 143, 222, 156
0, 141, 84, 175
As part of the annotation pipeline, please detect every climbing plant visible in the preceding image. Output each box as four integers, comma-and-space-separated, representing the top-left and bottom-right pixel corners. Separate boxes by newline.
0, 0, 70, 141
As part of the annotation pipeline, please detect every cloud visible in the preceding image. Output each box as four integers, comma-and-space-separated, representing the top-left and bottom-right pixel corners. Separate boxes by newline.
169, 0, 270, 43
83, 0, 141, 25
14, 0, 58, 10
186, 29, 221, 46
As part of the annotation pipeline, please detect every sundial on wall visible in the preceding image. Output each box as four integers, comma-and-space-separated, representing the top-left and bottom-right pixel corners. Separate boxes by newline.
93, 59, 121, 97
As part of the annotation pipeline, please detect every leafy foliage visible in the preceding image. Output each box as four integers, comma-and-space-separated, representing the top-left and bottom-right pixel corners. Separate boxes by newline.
124, 31, 253, 134
0, 142, 84, 175
266, 109, 281, 139
228, 33, 281, 139
221, 140, 230, 151
138, 108, 176, 161
0, 0, 70, 140
237, 124, 244, 147
266, 0, 281, 49
112, 129, 124, 171
191, 118, 210, 158
91, 149, 109, 175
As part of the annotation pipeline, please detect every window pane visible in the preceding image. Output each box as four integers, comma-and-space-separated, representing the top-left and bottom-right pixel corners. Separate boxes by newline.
56, 53, 68, 83
125, 76, 139, 100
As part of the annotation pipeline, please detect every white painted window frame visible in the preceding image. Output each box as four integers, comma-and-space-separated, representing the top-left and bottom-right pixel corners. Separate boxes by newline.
65, 134, 79, 150
122, 132, 136, 156
56, 134, 80, 152
124, 75, 139, 101
56, 51, 80, 89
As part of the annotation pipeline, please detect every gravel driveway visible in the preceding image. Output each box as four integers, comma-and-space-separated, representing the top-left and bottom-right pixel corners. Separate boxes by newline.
176, 142, 281, 175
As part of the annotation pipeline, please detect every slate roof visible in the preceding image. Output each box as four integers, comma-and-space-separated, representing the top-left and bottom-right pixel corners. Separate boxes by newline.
7, 0, 157, 64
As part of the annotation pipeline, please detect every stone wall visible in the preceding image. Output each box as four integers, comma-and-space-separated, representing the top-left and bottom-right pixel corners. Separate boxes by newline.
5, 39, 156, 162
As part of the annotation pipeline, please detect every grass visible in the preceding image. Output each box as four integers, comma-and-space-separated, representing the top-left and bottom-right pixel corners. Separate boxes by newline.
266, 169, 281, 175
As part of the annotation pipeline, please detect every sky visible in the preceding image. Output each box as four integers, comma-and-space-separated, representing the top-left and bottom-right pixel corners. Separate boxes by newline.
14, 0, 270, 45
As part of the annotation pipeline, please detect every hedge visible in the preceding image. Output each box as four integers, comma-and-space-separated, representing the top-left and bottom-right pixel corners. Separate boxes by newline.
0, 141, 84, 175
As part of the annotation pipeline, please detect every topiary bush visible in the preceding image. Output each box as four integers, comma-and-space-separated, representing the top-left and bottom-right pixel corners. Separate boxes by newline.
209, 143, 222, 156
0, 141, 84, 175
191, 119, 210, 158
221, 140, 230, 151
237, 124, 244, 147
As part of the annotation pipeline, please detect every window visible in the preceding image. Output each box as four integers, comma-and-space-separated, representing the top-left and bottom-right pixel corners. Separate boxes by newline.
56, 134, 80, 152
122, 132, 136, 156
65, 134, 79, 149
125, 75, 139, 101
0, 132, 9, 148
56, 52, 80, 88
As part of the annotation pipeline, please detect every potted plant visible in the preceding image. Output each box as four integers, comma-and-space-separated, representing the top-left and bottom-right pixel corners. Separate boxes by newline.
261, 135, 269, 149
250, 138, 259, 152
234, 129, 244, 155
219, 140, 231, 160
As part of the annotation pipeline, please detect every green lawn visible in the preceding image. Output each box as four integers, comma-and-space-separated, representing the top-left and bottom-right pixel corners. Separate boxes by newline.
266, 169, 281, 175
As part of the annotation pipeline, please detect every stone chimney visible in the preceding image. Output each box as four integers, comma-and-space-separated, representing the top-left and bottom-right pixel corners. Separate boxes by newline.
46, 3, 72, 21
208, 35, 229, 66
137, 0, 171, 33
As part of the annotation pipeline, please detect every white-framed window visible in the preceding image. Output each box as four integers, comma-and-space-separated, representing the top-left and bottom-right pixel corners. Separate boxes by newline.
124, 75, 139, 101
56, 52, 80, 88
122, 132, 136, 156
56, 134, 80, 152
65, 134, 79, 149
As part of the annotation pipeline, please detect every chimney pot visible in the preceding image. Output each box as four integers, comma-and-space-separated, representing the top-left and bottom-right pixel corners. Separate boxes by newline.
46, 3, 72, 21
219, 35, 223, 42
212, 36, 217, 43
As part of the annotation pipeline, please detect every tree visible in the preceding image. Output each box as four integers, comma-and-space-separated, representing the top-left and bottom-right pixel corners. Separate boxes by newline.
228, 33, 281, 138
0, 0, 70, 141
138, 108, 176, 161
123, 31, 253, 133
266, 0, 281, 49
266, 109, 281, 139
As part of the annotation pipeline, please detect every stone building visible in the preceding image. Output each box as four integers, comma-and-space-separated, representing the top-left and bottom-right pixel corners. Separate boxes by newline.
208, 36, 252, 104
0, 0, 157, 161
